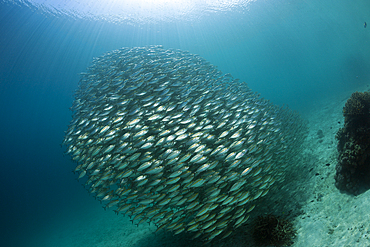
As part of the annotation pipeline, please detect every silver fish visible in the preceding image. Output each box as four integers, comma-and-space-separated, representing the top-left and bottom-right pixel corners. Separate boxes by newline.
63, 45, 308, 243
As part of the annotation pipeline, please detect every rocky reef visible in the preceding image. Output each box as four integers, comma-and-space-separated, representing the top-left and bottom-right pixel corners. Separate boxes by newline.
252, 214, 296, 246
335, 91, 370, 195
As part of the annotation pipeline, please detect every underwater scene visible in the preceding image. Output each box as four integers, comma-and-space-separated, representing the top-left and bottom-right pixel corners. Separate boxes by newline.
1, 1, 370, 246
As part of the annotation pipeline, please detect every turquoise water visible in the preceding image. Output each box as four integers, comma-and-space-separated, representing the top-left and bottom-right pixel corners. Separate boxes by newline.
0, 1, 369, 246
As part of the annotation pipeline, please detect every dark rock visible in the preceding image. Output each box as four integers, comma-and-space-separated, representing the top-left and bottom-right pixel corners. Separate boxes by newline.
335, 91, 370, 195
252, 215, 296, 246
317, 129, 324, 139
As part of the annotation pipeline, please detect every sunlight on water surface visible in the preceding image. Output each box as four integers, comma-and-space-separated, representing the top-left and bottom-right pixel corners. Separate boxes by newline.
5, 0, 256, 24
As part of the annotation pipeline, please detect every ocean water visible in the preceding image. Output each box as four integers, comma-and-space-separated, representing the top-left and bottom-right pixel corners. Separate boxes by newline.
0, 1, 369, 246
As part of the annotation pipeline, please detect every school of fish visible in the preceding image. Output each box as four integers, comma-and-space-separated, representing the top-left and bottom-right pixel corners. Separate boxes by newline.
63, 45, 308, 243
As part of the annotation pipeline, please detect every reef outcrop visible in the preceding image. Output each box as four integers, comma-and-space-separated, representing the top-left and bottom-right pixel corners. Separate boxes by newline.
252, 214, 296, 246
335, 91, 370, 195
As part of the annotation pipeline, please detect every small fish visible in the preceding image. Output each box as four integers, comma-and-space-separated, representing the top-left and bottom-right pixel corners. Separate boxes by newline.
64, 45, 308, 242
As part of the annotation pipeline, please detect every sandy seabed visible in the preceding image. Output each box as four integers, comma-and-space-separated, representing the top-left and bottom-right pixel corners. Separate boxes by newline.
31, 84, 370, 247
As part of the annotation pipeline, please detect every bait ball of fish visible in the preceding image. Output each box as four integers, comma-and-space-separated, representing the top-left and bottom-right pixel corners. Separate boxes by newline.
63, 45, 307, 243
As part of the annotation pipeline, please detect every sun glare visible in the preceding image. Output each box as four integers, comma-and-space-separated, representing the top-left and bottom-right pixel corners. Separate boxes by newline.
5, 0, 254, 24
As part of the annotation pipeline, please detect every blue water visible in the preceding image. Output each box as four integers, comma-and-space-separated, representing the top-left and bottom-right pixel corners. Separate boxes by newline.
0, 1, 369, 246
